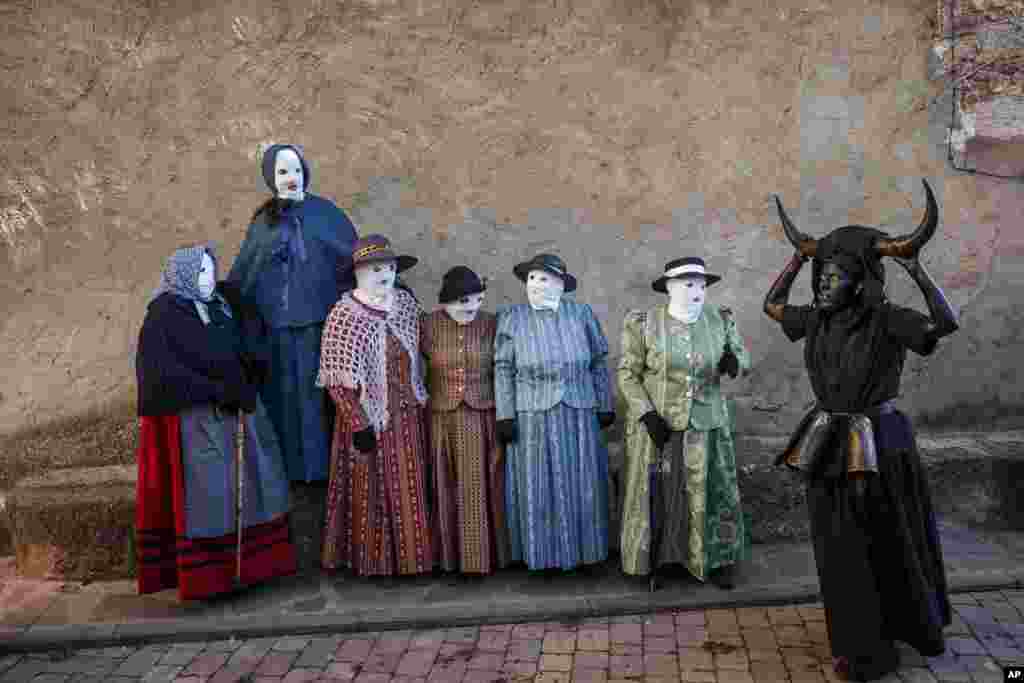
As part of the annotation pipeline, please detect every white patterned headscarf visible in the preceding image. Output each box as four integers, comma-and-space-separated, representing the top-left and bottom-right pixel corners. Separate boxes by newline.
150, 242, 218, 304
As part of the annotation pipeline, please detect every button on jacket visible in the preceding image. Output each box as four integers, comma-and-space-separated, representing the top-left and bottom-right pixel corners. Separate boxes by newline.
617, 304, 751, 432
421, 310, 497, 412
494, 301, 613, 420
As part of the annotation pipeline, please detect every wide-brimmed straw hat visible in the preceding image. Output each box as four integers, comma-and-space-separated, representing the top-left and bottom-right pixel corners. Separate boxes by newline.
512, 253, 578, 293
652, 257, 721, 293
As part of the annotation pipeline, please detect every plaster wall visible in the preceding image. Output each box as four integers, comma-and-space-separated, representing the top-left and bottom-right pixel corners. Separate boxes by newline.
1, 0, 1022, 440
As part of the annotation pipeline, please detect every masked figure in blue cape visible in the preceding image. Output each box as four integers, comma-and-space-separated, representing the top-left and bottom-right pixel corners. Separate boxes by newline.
228, 144, 359, 483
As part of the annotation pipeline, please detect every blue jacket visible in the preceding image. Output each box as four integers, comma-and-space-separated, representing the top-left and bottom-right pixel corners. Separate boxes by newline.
228, 194, 359, 329
494, 301, 613, 419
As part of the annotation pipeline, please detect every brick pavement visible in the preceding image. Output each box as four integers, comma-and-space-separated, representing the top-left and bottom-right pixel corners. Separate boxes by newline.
1, 591, 1022, 683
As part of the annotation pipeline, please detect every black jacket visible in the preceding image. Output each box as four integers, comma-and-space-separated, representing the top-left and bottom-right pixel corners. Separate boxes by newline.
135, 285, 265, 417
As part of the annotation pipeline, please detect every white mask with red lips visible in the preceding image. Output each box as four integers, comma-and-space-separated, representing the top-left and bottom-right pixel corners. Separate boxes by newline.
666, 276, 706, 324
444, 292, 485, 325
197, 252, 216, 302
274, 148, 305, 202
525, 270, 564, 311
354, 260, 397, 312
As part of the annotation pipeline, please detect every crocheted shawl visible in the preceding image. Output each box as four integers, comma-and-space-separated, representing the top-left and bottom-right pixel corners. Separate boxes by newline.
316, 288, 427, 431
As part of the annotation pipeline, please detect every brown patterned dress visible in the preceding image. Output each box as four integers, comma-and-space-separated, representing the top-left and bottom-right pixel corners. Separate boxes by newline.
320, 295, 433, 576
421, 310, 510, 574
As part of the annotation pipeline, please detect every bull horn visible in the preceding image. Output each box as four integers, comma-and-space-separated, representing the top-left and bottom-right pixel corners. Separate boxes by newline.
774, 195, 818, 258
875, 179, 938, 258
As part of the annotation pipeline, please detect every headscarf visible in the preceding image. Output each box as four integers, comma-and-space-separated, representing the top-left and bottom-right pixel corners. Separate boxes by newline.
259, 145, 310, 312
151, 242, 218, 304
260, 143, 311, 194
150, 242, 229, 324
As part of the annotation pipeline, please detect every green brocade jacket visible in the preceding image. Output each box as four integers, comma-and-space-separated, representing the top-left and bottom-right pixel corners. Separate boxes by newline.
617, 304, 751, 432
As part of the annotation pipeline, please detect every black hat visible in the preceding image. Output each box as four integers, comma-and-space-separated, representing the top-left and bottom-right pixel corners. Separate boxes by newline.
351, 234, 417, 273
512, 253, 578, 293
439, 266, 488, 304
652, 257, 722, 293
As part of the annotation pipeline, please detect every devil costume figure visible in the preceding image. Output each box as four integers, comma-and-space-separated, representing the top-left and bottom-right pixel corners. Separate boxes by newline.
317, 235, 434, 576
227, 144, 359, 483
618, 257, 751, 590
764, 180, 957, 681
495, 254, 615, 571
421, 267, 511, 575
135, 244, 296, 601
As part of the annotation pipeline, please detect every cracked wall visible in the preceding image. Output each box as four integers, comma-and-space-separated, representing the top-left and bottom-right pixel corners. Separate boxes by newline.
0, 0, 1022, 441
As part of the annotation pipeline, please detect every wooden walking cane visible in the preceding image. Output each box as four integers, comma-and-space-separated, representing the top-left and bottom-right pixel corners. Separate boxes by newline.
234, 409, 246, 587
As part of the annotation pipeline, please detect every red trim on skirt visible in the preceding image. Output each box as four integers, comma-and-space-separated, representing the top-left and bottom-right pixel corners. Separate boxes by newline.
134, 415, 297, 601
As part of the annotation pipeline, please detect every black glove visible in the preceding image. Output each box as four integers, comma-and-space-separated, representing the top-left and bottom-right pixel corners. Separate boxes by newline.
352, 426, 377, 453
496, 419, 518, 445
639, 411, 671, 451
598, 411, 616, 429
223, 382, 258, 414
243, 357, 271, 387
717, 347, 739, 379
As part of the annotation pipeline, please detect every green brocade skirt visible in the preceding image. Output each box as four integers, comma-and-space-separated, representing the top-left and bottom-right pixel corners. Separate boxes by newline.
619, 418, 749, 579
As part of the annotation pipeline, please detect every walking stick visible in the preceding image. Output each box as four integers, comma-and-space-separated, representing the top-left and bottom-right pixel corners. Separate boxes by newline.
234, 409, 246, 587
648, 444, 666, 593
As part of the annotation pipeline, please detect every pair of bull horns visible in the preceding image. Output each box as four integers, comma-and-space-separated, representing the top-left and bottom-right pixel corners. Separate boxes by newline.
774, 179, 939, 259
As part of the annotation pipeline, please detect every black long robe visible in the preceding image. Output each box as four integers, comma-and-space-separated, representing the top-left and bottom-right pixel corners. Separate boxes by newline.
779, 301, 950, 680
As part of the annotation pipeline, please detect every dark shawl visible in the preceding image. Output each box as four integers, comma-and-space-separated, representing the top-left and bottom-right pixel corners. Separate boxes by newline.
136, 287, 258, 417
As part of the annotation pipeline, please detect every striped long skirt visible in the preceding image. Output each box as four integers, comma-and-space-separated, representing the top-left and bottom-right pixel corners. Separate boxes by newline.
429, 406, 511, 574
505, 403, 609, 570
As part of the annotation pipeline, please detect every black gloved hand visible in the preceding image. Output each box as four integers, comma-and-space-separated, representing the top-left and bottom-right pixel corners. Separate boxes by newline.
352, 426, 377, 453
238, 383, 258, 414
639, 411, 671, 451
496, 419, 518, 445
717, 347, 739, 379
222, 381, 258, 414
598, 411, 616, 429
245, 358, 271, 387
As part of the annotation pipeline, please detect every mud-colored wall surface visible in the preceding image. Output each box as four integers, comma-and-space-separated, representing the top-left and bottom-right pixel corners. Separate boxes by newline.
1, 0, 1022, 441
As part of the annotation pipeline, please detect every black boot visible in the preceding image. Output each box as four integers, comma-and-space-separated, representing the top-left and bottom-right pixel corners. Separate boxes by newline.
708, 565, 735, 590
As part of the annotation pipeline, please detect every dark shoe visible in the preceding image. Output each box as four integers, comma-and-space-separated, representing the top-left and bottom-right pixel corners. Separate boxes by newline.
846, 648, 899, 681
708, 565, 735, 590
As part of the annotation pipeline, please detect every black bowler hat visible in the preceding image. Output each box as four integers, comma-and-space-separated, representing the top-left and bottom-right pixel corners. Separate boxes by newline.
438, 266, 488, 304
652, 257, 722, 293
512, 253, 578, 293
351, 234, 418, 273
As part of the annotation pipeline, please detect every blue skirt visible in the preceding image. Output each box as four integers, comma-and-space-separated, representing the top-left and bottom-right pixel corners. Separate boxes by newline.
178, 399, 290, 537
261, 323, 334, 482
505, 403, 609, 570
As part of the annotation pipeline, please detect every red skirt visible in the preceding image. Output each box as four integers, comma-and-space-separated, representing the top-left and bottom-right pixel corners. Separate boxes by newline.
135, 415, 297, 601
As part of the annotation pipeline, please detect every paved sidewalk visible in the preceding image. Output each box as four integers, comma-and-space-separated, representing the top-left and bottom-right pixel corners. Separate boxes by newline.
0, 590, 1022, 682
1, 517, 1022, 655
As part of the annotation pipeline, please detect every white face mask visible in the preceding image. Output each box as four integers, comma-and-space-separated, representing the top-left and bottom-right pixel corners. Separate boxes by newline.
354, 260, 397, 310
197, 252, 216, 302
444, 292, 485, 325
525, 270, 565, 311
666, 276, 706, 323
274, 148, 305, 202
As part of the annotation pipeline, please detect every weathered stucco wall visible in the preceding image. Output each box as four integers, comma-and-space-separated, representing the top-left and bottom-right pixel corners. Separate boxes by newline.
1, 0, 1022, 441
